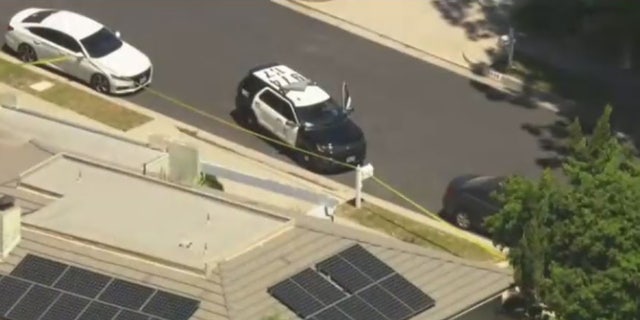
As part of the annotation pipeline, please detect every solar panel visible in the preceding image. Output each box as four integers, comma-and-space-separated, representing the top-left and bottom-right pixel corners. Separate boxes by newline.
268, 279, 324, 318
54, 266, 112, 298
78, 301, 120, 320
312, 306, 352, 320
291, 268, 346, 305
2, 255, 201, 320
0, 276, 32, 315
380, 274, 435, 313
6, 284, 60, 320
40, 293, 91, 320
114, 309, 150, 320
142, 290, 201, 320
316, 256, 371, 293
98, 279, 155, 310
269, 245, 437, 320
357, 285, 413, 320
10, 254, 68, 286
336, 295, 386, 320
339, 245, 394, 281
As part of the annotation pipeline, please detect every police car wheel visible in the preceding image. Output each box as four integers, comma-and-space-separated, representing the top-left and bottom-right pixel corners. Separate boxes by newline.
243, 109, 258, 128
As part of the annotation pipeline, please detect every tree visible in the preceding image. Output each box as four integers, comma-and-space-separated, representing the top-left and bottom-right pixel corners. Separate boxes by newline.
512, 0, 640, 68
486, 105, 640, 320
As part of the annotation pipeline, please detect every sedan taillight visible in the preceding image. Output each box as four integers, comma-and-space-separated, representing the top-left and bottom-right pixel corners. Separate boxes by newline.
444, 185, 454, 201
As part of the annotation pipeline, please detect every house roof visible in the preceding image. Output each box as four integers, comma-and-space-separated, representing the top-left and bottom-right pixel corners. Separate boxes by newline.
0, 115, 512, 320
219, 216, 512, 320
0, 128, 55, 214
17, 154, 290, 271
1, 214, 511, 320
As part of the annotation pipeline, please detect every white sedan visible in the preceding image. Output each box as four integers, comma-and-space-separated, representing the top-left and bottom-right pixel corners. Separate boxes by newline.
4, 8, 153, 95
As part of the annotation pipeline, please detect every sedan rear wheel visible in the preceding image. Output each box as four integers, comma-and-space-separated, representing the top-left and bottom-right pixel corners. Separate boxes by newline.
455, 211, 472, 230
17, 44, 37, 63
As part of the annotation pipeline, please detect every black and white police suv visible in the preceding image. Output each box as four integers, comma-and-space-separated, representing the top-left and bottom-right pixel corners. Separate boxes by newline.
236, 63, 366, 173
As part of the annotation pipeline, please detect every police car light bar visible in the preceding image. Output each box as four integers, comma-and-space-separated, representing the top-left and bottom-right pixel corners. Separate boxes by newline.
280, 80, 310, 92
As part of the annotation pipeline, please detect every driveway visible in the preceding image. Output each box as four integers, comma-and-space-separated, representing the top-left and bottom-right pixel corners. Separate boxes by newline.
0, 0, 560, 212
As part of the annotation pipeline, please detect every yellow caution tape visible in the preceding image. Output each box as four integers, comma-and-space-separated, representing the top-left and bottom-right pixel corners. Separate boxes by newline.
143, 87, 505, 261
22, 55, 72, 66
7, 56, 505, 261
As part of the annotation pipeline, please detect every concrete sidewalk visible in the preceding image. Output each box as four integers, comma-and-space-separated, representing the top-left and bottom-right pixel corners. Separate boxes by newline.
272, 0, 574, 114
275, 0, 502, 73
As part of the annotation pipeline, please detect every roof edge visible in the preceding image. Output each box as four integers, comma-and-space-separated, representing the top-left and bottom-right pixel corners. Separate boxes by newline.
442, 289, 509, 320
19, 152, 291, 224
294, 215, 512, 275
21, 224, 209, 278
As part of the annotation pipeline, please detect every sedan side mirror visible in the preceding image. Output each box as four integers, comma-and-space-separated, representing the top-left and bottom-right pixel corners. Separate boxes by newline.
114, 31, 121, 39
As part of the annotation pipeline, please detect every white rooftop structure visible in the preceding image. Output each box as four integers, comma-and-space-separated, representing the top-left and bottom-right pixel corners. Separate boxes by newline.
19, 154, 289, 270
0, 106, 163, 171
253, 64, 331, 107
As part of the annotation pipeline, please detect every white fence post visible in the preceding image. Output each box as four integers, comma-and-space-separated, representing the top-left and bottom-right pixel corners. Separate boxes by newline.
355, 164, 374, 209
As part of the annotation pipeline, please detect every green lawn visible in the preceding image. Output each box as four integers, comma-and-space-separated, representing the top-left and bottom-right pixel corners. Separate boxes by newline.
336, 201, 503, 262
0, 57, 151, 131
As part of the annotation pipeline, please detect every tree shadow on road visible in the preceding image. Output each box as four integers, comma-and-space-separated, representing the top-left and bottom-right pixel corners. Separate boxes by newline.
468, 45, 640, 170
431, 0, 509, 41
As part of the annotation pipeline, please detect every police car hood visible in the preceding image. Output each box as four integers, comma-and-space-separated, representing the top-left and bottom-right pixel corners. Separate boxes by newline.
303, 118, 364, 145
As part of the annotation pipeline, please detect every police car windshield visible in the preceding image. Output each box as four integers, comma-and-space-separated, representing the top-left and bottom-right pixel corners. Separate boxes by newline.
296, 98, 346, 126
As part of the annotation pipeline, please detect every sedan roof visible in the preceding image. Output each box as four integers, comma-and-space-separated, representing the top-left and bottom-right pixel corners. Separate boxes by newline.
39, 9, 103, 40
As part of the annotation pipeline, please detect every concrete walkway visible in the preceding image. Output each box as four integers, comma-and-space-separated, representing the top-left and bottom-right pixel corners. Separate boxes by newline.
275, 0, 502, 71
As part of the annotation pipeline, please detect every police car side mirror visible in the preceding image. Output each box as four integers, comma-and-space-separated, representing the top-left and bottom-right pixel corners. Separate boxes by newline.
342, 81, 353, 113
344, 102, 354, 114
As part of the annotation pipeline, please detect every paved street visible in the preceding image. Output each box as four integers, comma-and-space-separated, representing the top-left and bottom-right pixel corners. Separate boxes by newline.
0, 0, 560, 213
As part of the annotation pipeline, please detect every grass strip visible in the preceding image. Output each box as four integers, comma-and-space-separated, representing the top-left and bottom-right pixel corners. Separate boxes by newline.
0, 57, 151, 131
336, 201, 501, 262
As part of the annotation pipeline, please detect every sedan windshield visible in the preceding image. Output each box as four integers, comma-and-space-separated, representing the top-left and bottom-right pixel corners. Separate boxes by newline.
296, 98, 347, 126
80, 28, 123, 58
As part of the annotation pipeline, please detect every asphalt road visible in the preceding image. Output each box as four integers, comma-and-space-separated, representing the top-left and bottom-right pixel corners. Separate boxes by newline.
0, 0, 560, 213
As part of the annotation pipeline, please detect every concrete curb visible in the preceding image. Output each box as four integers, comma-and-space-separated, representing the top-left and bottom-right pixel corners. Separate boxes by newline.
0, 103, 150, 149
282, 0, 473, 72
277, 0, 573, 114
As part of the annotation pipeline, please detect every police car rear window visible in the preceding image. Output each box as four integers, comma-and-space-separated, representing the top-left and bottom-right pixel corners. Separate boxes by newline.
22, 10, 59, 23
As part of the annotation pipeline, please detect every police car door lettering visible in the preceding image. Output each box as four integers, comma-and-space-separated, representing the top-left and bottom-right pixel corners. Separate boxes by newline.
263, 68, 307, 89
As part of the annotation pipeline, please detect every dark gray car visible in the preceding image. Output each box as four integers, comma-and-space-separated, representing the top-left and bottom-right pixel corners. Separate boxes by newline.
440, 174, 505, 234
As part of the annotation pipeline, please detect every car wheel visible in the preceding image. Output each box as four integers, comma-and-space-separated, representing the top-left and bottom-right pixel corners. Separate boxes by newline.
17, 44, 37, 63
454, 211, 472, 230
90, 74, 111, 94
244, 108, 258, 129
